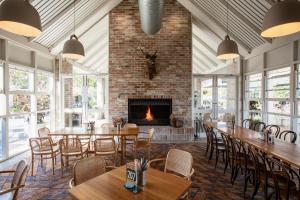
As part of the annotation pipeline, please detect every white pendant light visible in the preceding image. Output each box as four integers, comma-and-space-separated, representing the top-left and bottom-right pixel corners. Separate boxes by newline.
63, 0, 84, 60
217, 0, 239, 60
261, 0, 300, 38
0, 0, 42, 37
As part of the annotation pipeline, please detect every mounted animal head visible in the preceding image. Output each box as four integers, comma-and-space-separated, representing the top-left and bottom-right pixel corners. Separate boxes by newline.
139, 48, 158, 80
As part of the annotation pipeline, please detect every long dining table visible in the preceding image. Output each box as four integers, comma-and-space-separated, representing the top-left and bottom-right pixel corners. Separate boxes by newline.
49, 127, 139, 163
212, 122, 300, 168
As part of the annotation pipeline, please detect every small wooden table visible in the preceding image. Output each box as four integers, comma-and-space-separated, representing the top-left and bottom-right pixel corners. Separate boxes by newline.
49, 127, 139, 163
69, 166, 192, 200
212, 123, 300, 168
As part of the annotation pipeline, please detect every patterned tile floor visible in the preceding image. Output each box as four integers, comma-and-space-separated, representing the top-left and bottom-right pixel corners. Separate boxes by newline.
0, 142, 266, 200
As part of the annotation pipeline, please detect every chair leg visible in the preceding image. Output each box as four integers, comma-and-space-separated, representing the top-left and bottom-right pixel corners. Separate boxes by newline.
52, 154, 55, 175
31, 154, 34, 176
215, 150, 219, 168
40, 155, 43, 167
148, 147, 151, 160
61, 156, 64, 177
209, 146, 214, 160
252, 180, 260, 199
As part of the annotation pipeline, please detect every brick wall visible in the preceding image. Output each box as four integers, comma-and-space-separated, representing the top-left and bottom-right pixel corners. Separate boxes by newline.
109, 0, 192, 126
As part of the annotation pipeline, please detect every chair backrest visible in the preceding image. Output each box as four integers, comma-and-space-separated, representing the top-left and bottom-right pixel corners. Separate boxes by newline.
124, 123, 137, 128
101, 123, 114, 128
203, 113, 212, 123
242, 119, 252, 129
253, 122, 266, 132
94, 138, 116, 154
164, 149, 193, 179
73, 157, 106, 186
11, 160, 29, 199
265, 125, 280, 137
38, 127, 50, 137
59, 138, 83, 154
29, 137, 53, 153
278, 130, 297, 143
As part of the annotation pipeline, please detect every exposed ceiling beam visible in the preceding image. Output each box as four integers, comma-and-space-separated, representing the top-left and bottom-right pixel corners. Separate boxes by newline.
178, 0, 251, 56
218, 0, 272, 43
193, 34, 217, 56
193, 61, 207, 73
0, 29, 53, 58
193, 54, 211, 70
264, 0, 275, 6
193, 44, 218, 66
193, 62, 204, 74
51, 0, 122, 54
193, 52, 216, 69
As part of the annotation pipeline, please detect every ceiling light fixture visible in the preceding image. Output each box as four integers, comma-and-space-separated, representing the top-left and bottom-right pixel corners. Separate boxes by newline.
0, 0, 42, 37
62, 0, 84, 60
261, 0, 300, 38
217, 0, 239, 60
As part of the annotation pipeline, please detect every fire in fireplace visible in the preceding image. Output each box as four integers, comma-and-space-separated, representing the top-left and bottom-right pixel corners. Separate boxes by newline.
128, 99, 172, 125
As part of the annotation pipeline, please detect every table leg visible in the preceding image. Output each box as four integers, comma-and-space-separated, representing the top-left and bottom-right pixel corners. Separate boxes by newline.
121, 136, 125, 164
66, 135, 69, 166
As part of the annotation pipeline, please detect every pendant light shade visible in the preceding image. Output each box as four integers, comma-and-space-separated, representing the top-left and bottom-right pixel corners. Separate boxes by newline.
217, 35, 239, 60
261, 0, 300, 38
0, 0, 42, 37
63, 35, 85, 60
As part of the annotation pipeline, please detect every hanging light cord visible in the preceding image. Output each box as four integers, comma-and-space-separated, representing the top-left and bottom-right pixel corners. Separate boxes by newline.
73, 0, 76, 35
226, 0, 229, 36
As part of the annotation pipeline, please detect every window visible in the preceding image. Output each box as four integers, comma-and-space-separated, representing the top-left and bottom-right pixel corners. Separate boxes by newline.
266, 67, 291, 131
36, 72, 53, 93
0, 118, 5, 160
8, 114, 35, 156
9, 94, 34, 113
0, 63, 3, 92
244, 73, 262, 116
9, 67, 34, 92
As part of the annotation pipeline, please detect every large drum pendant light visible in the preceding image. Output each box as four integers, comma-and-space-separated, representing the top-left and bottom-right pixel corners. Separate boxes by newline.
63, 0, 84, 60
138, 0, 165, 35
261, 0, 300, 38
217, 0, 239, 60
0, 0, 42, 37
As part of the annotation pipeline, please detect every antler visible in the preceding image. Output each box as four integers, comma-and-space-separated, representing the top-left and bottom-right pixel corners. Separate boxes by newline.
138, 47, 147, 56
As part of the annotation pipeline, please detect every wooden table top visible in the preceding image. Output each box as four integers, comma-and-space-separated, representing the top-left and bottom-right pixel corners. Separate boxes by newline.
69, 166, 192, 200
213, 123, 300, 168
49, 127, 139, 137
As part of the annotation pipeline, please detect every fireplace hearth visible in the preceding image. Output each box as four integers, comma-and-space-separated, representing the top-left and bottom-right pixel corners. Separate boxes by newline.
128, 99, 172, 125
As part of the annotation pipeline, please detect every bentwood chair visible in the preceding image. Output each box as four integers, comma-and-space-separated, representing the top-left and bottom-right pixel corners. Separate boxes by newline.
38, 127, 60, 145
0, 160, 29, 200
69, 157, 115, 188
265, 125, 280, 137
94, 137, 117, 165
29, 137, 59, 175
210, 129, 226, 169
202, 123, 212, 156
253, 122, 266, 132
59, 138, 89, 177
278, 130, 297, 143
134, 128, 154, 159
123, 123, 138, 152
242, 119, 253, 129
252, 150, 300, 200
149, 149, 195, 199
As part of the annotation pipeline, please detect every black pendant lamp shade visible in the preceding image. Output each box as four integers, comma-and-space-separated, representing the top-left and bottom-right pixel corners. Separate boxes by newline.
217, 35, 239, 60
0, 0, 42, 37
63, 34, 85, 60
261, 0, 300, 38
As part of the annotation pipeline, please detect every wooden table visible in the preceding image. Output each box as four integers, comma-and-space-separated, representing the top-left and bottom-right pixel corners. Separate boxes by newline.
69, 165, 192, 200
212, 123, 300, 168
49, 127, 139, 163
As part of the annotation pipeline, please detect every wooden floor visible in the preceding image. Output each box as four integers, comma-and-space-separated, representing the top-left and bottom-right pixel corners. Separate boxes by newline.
0, 142, 266, 200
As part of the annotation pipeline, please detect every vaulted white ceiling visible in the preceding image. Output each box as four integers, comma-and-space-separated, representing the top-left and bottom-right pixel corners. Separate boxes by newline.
0, 0, 279, 74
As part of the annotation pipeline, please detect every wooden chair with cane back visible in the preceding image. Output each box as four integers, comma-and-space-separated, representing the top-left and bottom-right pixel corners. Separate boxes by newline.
29, 137, 59, 175
149, 149, 195, 199
69, 157, 116, 188
59, 138, 89, 177
0, 160, 29, 200
94, 137, 117, 166
134, 128, 154, 159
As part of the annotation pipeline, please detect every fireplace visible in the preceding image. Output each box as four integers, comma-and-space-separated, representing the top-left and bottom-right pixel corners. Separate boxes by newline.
128, 99, 172, 125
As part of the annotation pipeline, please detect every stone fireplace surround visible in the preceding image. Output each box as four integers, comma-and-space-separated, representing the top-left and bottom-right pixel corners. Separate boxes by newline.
109, 0, 192, 127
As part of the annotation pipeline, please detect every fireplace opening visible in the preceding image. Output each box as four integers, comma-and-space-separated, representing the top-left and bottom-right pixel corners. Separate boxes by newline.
128, 99, 172, 125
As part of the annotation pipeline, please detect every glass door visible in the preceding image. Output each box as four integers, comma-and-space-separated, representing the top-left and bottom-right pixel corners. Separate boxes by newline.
193, 75, 237, 124
62, 74, 108, 128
